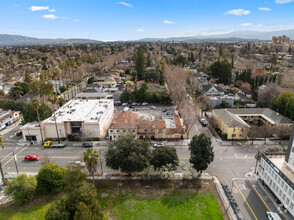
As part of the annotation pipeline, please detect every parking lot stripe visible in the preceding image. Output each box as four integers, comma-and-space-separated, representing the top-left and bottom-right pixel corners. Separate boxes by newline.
247, 179, 271, 212
233, 179, 258, 220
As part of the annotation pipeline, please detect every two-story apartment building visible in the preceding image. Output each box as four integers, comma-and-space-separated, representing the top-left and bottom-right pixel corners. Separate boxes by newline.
213, 108, 292, 140
96, 76, 118, 91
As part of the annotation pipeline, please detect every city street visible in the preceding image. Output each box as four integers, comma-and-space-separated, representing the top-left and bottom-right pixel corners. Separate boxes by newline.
0, 115, 289, 219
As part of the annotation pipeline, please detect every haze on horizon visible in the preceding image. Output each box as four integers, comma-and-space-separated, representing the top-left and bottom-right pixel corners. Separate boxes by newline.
2, 0, 294, 41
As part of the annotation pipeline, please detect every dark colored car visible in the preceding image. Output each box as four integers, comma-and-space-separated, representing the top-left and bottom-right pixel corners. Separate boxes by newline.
24, 154, 40, 161
82, 142, 93, 148
16, 131, 22, 136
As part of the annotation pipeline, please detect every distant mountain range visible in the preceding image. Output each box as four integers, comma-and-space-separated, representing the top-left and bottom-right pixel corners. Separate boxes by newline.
1, 29, 294, 46
0, 34, 103, 46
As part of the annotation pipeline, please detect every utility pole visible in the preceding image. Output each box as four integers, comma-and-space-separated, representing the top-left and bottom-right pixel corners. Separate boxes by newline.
0, 161, 6, 186
13, 151, 19, 174
99, 149, 103, 175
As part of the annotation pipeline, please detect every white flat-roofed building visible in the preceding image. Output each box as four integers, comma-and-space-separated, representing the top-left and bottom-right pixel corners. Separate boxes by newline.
259, 124, 294, 217
21, 99, 114, 142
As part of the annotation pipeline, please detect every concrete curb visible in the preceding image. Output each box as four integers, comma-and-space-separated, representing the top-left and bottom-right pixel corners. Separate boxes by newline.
213, 176, 237, 220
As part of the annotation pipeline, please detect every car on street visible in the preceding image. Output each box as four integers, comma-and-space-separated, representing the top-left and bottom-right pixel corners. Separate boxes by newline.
122, 102, 128, 106
24, 154, 40, 161
150, 106, 156, 109
266, 211, 281, 220
82, 142, 93, 148
153, 142, 164, 148
142, 102, 148, 106
16, 131, 22, 136
163, 109, 167, 112
69, 160, 86, 167
199, 118, 207, 127
44, 141, 66, 148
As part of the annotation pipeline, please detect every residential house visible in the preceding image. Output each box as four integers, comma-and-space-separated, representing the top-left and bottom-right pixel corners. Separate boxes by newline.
201, 83, 224, 96
0, 110, 20, 129
96, 76, 118, 91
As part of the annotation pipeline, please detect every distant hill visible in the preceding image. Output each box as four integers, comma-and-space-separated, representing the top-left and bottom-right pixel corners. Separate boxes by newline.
0, 34, 103, 46
136, 29, 294, 42
2, 28, 294, 46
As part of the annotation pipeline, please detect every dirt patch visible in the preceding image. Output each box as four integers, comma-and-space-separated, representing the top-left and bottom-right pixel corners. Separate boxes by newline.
2, 192, 65, 210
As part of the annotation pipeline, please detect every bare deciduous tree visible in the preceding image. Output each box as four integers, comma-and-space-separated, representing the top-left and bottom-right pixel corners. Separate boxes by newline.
40, 154, 51, 166
258, 83, 281, 105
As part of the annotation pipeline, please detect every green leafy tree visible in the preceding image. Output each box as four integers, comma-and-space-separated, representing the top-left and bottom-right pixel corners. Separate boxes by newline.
4, 174, 37, 206
209, 60, 232, 85
74, 202, 98, 220
106, 135, 151, 176
134, 47, 146, 80
64, 164, 87, 193
271, 91, 294, 120
83, 148, 99, 183
9, 86, 24, 99
45, 197, 70, 220
0, 89, 4, 96
87, 76, 95, 84
37, 164, 66, 194
22, 102, 53, 123
189, 134, 214, 175
151, 146, 179, 170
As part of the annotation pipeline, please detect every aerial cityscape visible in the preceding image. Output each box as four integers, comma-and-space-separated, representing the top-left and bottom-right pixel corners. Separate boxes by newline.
1, 1, 294, 220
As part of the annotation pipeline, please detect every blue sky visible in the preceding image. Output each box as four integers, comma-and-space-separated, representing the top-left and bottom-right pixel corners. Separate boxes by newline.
1, 0, 294, 41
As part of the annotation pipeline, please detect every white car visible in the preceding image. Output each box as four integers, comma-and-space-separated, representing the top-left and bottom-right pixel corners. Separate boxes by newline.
122, 103, 128, 106
153, 142, 164, 148
142, 102, 148, 106
150, 106, 156, 109
69, 160, 86, 167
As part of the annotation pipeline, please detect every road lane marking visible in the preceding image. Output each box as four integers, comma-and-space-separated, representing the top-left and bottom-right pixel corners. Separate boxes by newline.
247, 179, 271, 212
233, 179, 258, 220
194, 125, 200, 135
3, 147, 28, 167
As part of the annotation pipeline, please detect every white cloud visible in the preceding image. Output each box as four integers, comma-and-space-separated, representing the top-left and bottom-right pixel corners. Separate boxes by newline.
259, 7, 272, 11
224, 9, 251, 16
276, 0, 294, 4
74, 19, 80, 22
163, 20, 174, 24
117, 2, 132, 7
49, 9, 56, 12
242, 23, 253, 27
257, 24, 263, 27
42, 14, 58, 20
136, 28, 144, 32
29, 6, 49, 11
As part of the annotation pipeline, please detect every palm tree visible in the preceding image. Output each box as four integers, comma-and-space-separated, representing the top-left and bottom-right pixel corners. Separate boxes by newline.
48, 94, 60, 143
31, 98, 44, 144
83, 148, 99, 184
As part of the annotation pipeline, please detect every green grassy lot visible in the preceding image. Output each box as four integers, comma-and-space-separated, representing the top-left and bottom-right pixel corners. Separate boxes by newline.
0, 181, 224, 220
99, 190, 223, 220
0, 202, 52, 220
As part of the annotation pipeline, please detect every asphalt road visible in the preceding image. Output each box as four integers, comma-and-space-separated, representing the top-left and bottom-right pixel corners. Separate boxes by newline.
0, 113, 289, 219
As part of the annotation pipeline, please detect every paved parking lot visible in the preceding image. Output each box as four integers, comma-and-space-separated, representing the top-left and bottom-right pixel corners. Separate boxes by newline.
115, 104, 176, 119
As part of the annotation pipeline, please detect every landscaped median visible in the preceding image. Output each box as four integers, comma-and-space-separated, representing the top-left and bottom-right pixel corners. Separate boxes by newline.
0, 179, 225, 220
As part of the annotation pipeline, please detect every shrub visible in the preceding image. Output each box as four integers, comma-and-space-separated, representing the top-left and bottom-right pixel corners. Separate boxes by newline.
45, 198, 70, 220
4, 174, 37, 206
37, 164, 66, 194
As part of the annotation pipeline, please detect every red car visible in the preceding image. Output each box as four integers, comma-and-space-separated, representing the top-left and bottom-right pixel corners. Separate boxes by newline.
24, 154, 40, 161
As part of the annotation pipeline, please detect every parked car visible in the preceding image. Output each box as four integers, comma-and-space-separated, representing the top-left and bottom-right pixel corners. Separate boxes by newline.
142, 102, 148, 106
199, 118, 207, 127
163, 109, 167, 112
82, 142, 93, 148
16, 131, 22, 136
150, 106, 156, 109
24, 154, 40, 161
44, 141, 66, 148
129, 105, 133, 108
122, 102, 128, 106
70, 160, 86, 167
153, 142, 164, 148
